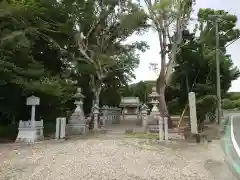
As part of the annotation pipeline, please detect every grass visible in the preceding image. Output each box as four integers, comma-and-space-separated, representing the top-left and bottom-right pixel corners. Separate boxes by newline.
126, 132, 158, 139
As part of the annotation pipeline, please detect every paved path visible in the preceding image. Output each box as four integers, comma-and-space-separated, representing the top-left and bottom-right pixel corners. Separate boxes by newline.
0, 125, 237, 180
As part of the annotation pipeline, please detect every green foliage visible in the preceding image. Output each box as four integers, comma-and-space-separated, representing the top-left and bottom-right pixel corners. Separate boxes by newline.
71, 0, 149, 105
170, 8, 240, 116
196, 95, 217, 123
222, 99, 236, 109
0, 0, 148, 133
234, 100, 240, 109
0, 124, 18, 141
120, 81, 154, 103
0, 0, 77, 123
226, 92, 240, 101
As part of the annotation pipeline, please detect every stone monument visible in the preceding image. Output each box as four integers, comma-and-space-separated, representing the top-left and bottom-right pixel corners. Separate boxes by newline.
66, 88, 88, 135
188, 92, 198, 134
16, 96, 44, 143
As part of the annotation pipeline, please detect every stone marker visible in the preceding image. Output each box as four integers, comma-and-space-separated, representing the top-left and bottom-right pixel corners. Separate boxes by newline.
60, 118, 66, 138
158, 117, 164, 141
188, 92, 198, 134
56, 117, 66, 139
16, 96, 43, 143
164, 117, 168, 141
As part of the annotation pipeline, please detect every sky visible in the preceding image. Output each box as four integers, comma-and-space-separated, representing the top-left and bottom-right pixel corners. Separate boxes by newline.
131, 0, 240, 92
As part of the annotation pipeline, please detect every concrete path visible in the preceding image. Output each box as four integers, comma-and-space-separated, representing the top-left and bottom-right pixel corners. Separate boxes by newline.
0, 126, 237, 180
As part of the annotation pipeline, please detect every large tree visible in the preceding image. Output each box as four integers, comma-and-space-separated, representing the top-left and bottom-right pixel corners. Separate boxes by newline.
141, 0, 195, 127
74, 0, 149, 107
171, 8, 240, 123
0, 0, 76, 123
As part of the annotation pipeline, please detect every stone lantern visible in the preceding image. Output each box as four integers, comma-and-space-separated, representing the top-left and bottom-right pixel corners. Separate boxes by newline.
147, 87, 163, 139
148, 87, 160, 117
148, 87, 167, 141
73, 88, 85, 115
66, 88, 88, 135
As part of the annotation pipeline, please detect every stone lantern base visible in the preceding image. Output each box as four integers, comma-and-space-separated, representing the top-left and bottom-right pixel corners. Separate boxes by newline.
15, 120, 44, 143
66, 124, 89, 136
66, 111, 89, 136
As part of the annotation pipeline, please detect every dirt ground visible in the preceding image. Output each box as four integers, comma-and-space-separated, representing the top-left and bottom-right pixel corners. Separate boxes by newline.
0, 124, 237, 180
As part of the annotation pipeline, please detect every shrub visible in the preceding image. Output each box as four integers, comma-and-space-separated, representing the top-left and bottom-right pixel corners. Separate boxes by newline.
0, 124, 18, 141
222, 99, 236, 109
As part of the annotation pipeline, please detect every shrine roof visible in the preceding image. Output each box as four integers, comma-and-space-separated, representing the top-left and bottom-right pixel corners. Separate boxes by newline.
119, 97, 140, 107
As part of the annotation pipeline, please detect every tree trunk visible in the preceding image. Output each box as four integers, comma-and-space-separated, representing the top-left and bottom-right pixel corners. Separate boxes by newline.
11, 115, 16, 125
156, 77, 173, 129
94, 86, 101, 107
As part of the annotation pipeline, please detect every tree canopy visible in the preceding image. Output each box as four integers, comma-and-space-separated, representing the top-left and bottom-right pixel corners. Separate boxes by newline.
0, 0, 147, 125
0, 0, 239, 135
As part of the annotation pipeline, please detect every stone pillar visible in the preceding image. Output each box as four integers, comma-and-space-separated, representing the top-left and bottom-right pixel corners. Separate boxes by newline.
92, 104, 100, 130
164, 117, 168, 141
60, 118, 66, 139
56, 117, 66, 139
140, 104, 148, 130
109, 108, 113, 124
158, 117, 164, 141
31, 105, 36, 122
56, 118, 60, 139
102, 106, 107, 126
188, 92, 198, 134
40, 119, 44, 137
122, 107, 125, 120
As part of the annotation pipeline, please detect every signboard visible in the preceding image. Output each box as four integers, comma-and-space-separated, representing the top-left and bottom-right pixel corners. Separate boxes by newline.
26, 96, 40, 106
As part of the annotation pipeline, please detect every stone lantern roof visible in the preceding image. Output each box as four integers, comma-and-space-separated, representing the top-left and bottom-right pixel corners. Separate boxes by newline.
74, 88, 85, 100
148, 87, 160, 98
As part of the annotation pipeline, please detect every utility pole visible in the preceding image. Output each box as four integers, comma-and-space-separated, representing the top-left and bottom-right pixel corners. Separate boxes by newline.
215, 17, 222, 124
209, 15, 222, 124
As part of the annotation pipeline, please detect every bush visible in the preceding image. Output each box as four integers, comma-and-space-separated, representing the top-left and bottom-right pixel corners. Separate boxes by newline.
233, 99, 240, 109
0, 124, 18, 141
222, 99, 236, 109
43, 122, 56, 136
196, 95, 217, 125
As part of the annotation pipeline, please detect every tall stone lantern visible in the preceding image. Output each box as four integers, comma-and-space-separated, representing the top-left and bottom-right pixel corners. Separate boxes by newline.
148, 87, 161, 117
73, 88, 85, 116
148, 87, 164, 141
66, 88, 88, 135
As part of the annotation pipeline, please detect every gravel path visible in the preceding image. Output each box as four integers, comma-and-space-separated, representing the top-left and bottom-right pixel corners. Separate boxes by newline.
0, 135, 236, 180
